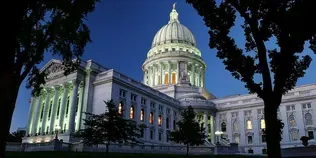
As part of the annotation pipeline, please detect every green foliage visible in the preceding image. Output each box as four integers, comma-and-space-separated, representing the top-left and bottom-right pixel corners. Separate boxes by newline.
9, 0, 101, 96
300, 136, 310, 147
186, 1, 316, 157
169, 106, 206, 155
75, 100, 145, 148
6, 131, 26, 143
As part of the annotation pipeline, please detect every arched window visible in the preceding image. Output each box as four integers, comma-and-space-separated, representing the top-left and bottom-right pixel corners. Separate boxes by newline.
118, 102, 123, 115
130, 106, 134, 119
291, 130, 298, 141
234, 135, 240, 144
260, 119, 266, 129
246, 120, 253, 130
221, 122, 227, 132
158, 115, 162, 126
166, 117, 169, 129
305, 113, 313, 126
149, 112, 153, 124
164, 73, 169, 84
171, 72, 176, 84
289, 115, 296, 127
233, 121, 239, 131
140, 109, 144, 121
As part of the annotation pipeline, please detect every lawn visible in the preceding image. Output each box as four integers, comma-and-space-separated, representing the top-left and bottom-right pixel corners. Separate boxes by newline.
6, 152, 266, 158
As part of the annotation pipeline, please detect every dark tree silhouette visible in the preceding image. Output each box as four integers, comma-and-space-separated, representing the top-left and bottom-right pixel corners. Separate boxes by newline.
75, 100, 146, 154
169, 106, 206, 156
6, 131, 26, 143
186, 0, 316, 157
0, 1, 100, 157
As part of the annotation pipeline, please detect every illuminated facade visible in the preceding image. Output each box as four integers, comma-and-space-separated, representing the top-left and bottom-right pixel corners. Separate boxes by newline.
23, 4, 316, 154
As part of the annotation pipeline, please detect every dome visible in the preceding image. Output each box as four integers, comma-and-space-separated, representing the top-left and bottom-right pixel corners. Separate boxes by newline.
151, 4, 196, 48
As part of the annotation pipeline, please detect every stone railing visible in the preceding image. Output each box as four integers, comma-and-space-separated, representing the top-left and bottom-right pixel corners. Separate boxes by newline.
181, 98, 216, 108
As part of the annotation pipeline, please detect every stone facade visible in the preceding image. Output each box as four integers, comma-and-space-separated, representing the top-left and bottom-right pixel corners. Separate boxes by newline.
23, 4, 316, 155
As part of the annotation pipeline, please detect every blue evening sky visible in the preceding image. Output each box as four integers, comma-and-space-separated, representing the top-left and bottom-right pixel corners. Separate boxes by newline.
10, 0, 315, 132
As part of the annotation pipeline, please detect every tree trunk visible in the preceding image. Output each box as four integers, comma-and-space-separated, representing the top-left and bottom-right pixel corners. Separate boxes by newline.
0, 74, 20, 158
106, 143, 109, 155
264, 101, 282, 158
186, 144, 189, 156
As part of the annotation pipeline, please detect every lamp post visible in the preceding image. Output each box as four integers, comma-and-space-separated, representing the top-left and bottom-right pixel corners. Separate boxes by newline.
55, 126, 61, 140
215, 131, 223, 145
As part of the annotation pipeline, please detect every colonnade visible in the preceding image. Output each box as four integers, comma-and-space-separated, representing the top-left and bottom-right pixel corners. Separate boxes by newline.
143, 61, 205, 87
27, 80, 84, 136
196, 112, 216, 143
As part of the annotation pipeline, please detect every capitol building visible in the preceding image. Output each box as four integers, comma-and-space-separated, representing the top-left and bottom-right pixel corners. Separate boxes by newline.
23, 5, 316, 154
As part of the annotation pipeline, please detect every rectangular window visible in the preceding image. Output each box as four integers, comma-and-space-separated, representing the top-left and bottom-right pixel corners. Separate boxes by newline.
141, 97, 146, 105
308, 131, 314, 139
159, 132, 162, 141
150, 102, 155, 109
172, 48, 176, 51
262, 134, 266, 143
131, 94, 137, 101
150, 130, 154, 140
286, 106, 290, 111
159, 105, 163, 111
119, 89, 126, 97
291, 105, 295, 110
247, 136, 253, 144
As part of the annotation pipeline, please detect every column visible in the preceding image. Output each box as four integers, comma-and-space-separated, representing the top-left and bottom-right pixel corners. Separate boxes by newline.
177, 61, 180, 83
192, 64, 195, 86
75, 82, 84, 131
27, 98, 35, 135
204, 112, 209, 139
68, 80, 79, 133
80, 69, 95, 129
31, 97, 41, 135
154, 108, 159, 141
170, 109, 174, 131
145, 106, 151, 140
135, 100, 141, 123
160, 63, 163, 84
49, 86, 60, 133
163, 106, 167, 142
168, 62, 171, 84
153, 65, 156, 86
143, 70, 147, 84
59, 83, 69, 131
41, 89, 51, 134
212, 112, 216, 144
151, 66, 154, 86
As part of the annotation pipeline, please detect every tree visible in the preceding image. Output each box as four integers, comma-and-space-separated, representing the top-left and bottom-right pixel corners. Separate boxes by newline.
300, 136, 310, 147
6, 131, 26, 143
75, 100, 145, 154
169, 106, 206, 156
186, 0, 316, 157
0, 0, 100, 157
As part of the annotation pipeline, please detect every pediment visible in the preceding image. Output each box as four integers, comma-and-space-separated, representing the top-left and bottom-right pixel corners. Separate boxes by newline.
40, 59, 65, 79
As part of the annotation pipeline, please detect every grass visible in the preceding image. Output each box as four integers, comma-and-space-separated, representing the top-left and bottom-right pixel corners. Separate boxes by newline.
5, 152, 266, 158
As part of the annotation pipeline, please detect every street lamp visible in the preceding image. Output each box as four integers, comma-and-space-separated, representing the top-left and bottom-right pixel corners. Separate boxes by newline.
55, 126, 61, 140
215, 131, 223, 145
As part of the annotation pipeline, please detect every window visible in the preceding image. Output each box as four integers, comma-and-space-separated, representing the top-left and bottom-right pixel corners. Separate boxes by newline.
260, 119, 266, 129
130, 106, 134, 119
234, 135, 240, 144
305, 113, 313, 126
149, 112, 153, 124
221, 122, 227, 132
286, 106, 291, 111
150, 130, 154, 140
291, 105, 295, 110
289, 115, 296, 127
246, 120, 253, 130
166, 117, 169, 129
308, 131, 314, 139
140, 109, 144, 121
307, 103, 312, 108
150, 102, 155, 108
233, 121, 238, 131
262, 134, 266, 143
158, 115, 162, 126
119, 89, 126, 97
159, 132, 162, 141
56, 98, 61, 118
159, 105, 163, 111
48, 100, 53, 119
164, 73, 169, 84
262, 148, 267, 154
173, 120, 176, 130
131, 94, 137, 101
141, 98, 146, 105
291, 131, 298, 141
65, 96, 70, 118
167, 108, 170, 114
118, 102, 123, 115
171, 72, 176, 84
247, 136, 253, 144
172, 48, 176, 51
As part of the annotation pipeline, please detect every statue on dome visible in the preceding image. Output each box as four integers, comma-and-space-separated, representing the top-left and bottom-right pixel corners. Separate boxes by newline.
173, 3, 176, 10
